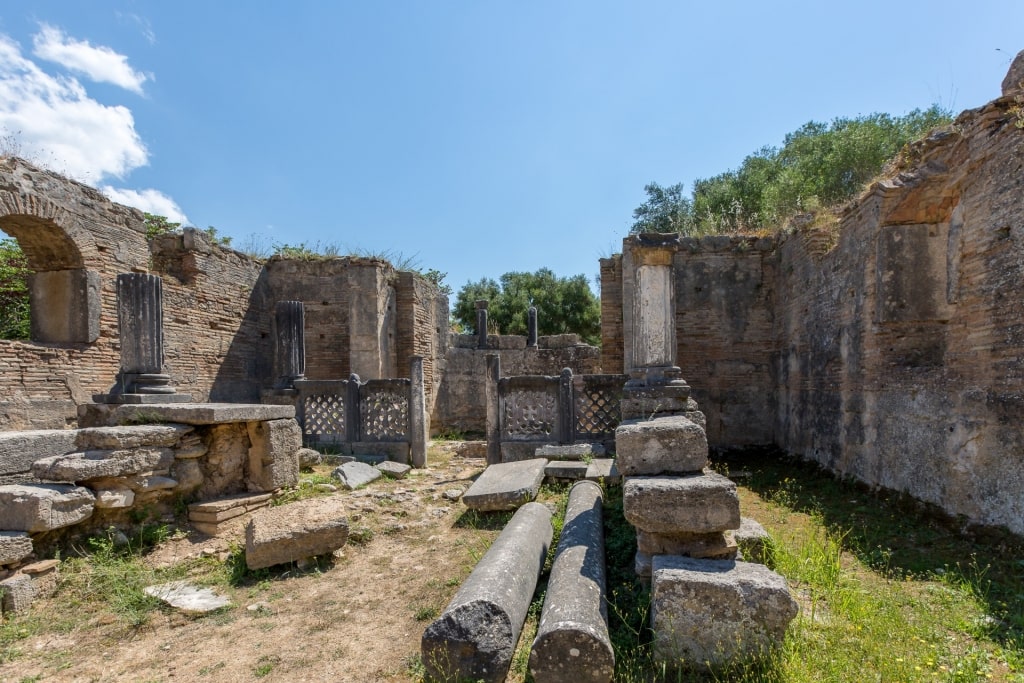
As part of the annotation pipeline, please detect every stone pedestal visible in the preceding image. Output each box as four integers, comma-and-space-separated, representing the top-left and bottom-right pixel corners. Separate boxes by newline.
96, 274, 190, 404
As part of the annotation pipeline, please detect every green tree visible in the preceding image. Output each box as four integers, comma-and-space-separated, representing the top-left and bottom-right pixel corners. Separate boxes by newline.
631, 105, 953, 236
0, 237, 30, 340
453, 268, 601, 345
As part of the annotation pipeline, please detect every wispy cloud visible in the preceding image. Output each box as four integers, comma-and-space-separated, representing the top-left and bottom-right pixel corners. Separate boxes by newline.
32, 24, 149, 94
0, 34, 148, 181
116, 12, 157, 46
101, 186, 188, 224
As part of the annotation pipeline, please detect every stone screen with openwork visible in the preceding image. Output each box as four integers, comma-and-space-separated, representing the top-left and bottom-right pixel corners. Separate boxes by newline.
573, 374, 627, 439
296, 380, 349, 440
359, 380, 411, 442
498, 375, 561, 442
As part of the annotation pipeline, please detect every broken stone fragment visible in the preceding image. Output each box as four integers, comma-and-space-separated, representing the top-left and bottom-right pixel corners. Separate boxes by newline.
75, 424, 193, 450
331, 461, 382, 490
144, 581, 231, 614
376, 460, 412, 479
244, 498, 349, 569
462, 459, 548, 511
92, 487, 135, 509
0, 484, 95, 532
31, 448, 175, 483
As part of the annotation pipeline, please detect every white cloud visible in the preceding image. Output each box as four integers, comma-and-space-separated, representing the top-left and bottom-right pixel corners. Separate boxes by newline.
0, 33, 148, 181
100, 186, 188, 224
31, 24, 149, 94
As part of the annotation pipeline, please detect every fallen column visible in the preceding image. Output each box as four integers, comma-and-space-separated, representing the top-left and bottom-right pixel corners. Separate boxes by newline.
530, 480, 614, 683
422, 502, 553, 683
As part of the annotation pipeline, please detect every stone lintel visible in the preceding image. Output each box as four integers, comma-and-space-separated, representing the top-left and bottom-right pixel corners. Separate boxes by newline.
79, 403, 295, 427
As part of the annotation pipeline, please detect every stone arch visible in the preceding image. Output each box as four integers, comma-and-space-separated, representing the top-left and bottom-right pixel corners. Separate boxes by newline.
0, 192, 101, 343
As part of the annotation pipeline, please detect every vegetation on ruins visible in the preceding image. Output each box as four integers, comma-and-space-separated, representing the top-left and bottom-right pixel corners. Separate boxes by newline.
144, 212, 232, 246
452, 268, 601, 345
0, 237, 30, 340
630, 106, 953, 236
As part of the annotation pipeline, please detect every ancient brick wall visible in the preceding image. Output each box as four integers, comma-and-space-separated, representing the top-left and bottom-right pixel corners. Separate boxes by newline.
432, 333, 601, 435
600, 255, 624, 374
395, 271, 448, 411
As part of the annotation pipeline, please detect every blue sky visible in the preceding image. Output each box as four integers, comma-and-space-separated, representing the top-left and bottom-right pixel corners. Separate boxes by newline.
1, 2, 1021, 293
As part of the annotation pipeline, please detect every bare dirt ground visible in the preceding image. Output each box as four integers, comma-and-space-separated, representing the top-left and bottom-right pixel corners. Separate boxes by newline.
0, 444, 508, 683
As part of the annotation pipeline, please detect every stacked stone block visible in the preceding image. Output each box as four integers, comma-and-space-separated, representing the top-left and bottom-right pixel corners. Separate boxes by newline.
617, 415, 739, 579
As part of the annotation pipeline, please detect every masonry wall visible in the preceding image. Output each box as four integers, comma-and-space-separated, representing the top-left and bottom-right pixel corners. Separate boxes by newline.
603, 94, 1024, 535
432, 333, 601, 435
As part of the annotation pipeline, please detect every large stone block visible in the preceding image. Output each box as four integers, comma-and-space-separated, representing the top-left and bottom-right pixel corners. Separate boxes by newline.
463, 459, 548, 511
651, 556, 798, 670
75, 424, 193, 450
0, 573, 36, 614
530, 481, 614, 683
246, 419, 301, 491
78, 403, 295, 428
623, 472, 740, 534
0, 484, 95, 532
245, 498, 349, 569
32, 448, 174, 482
0, 531, 33, 564
637, 530, 738, 559
423, 502, 552, 683
615, 415, 708, 476
0, 430, 77, 478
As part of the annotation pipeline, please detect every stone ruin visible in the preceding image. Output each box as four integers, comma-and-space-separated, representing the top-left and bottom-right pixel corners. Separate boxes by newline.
0, 52, 1022, 680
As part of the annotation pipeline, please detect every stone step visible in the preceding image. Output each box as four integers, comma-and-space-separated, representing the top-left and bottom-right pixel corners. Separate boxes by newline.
188, 492, 273, 536
623, 472, 740, 535
584, 458, 620, 485
615, 415, 708, 476
650, 556, 797, 671
544, 460, 589, 481
534, 443, 606, 461
0, 484, 95, 532
32, 448, 174, 483
0, 430, 77, 481
245, 498, 349, 570
462, 459, 548, 511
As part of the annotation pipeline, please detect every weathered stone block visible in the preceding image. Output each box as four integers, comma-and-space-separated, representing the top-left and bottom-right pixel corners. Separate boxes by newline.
734, 517, 772, 564
0, 429, 77, 478
463, 459, 548, 511
189, 492, 273, 524
637, 530, 738, 560
423, 502, 552, 683
535, 443, 606, 460
623, 473, 740, 534
544, 460, 589, 480
615, 415, 708, 476
75, 424, 193, 450
0, 573, 36, 614
245, 498, 349, 569
78, 403, 295, 428
0, 531, 33, 565
585, 458, 620, 485
331, 461, 382, 490
92, 487, 135, 509
0, 484, 95, 532
246, 419, 301, 491
651, 556, 798, 670
32, 448, 174, 482
530, 482, 614, 683
376, 461, 411, 479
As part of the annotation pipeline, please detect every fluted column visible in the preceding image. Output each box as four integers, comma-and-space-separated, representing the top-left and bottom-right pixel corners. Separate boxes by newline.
275, 300, 306, 390
117, 273, 176, 395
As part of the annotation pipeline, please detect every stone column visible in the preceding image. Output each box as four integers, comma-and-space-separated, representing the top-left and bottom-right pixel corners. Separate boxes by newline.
114, 273, 187, 400
475, 299, 489, 349
345, 373, 361, 444
527, 306, 538, 348
410, 356, 428, 469
558, 368, 574, 445
274, 301, 305, 390
621, 236, 690, 418
485, 354, 501, 465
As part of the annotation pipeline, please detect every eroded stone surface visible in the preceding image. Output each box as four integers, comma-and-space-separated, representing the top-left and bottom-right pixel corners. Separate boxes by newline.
463, 459, 548, 511
544, 460, 589, 480
144, 581, 231, 614
32, 448, 174, 482
331, 461, 382, 490
0, 430, 77, 479
0, 484, 95, 532
622, 472, 740, 534
615, 415, 708, 476
0, 573, 36, 614
75, 425, 192, 450
376, 461, 412, 479
0, 532, 33, 565
245, 498, 349, 569
650, 556, 798, 669
246, 419, 301, 491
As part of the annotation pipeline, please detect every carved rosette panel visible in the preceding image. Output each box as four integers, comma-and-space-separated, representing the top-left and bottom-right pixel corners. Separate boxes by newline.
503, 389, 557, 439
360, 386, 410, 441
303, 394, 346, 436
575, 385, 622, 437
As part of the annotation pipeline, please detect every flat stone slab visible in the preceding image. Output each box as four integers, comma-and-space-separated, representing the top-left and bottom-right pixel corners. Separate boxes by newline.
144, 581, 232, 613
651, 556, 798, 670
331, 461, 382, 490
32, 448, 174, 483
0, 430, 77, 478
615, 415, 708, 476
534, 443, 606, 460
75, 424, 193, 450
544, 460, 589, 480
623, 472, 740, 535
585, 458, 620, 485
189, 492, 274, 524
0, 531, 33, 565
0, 484, 95, 532
79, 403, 294, 427
245, 498, 349, 569
462, 459, 548, 511
376, 461, 412, 479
